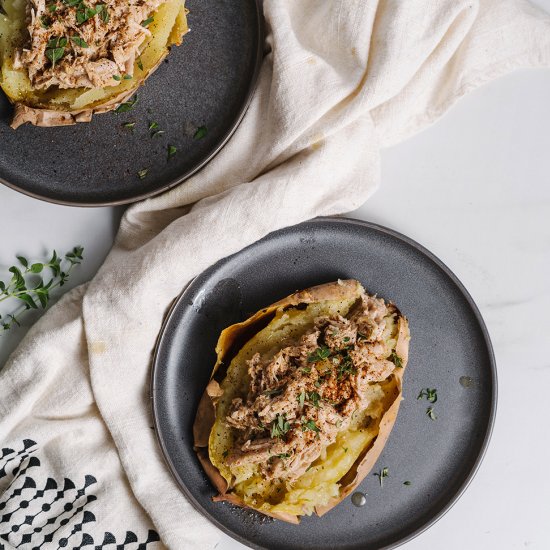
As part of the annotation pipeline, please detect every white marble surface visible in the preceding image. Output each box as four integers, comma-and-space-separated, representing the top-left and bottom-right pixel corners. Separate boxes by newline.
1, 67, 549, 550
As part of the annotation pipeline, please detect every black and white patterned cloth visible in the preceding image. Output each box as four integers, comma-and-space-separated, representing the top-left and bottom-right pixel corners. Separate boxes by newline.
0, 440, 160, 550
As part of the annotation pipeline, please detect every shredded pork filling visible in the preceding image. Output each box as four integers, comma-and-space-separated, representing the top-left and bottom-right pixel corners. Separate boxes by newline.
15, 0, 164, 89
225, 293, 400, 483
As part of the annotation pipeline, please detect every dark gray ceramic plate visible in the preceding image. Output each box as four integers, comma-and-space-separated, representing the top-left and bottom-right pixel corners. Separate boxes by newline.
0, 0, 263, 206
151, 217, 497, 550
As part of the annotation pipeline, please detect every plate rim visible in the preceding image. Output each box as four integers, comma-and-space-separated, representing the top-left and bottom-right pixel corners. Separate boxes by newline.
150, 216, 498, 550
0, 0, 265, 208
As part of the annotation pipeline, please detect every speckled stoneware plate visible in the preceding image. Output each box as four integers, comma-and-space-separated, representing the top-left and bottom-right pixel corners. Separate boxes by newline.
0, 0, 263, 206
151, 217, 497, 550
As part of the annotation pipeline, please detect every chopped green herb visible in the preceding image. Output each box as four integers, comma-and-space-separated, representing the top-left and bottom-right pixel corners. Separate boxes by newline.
141, 16, 154, 27
112, 75, 122, 81
343, 447, 348, 453
137, 57, 144, 71
275, 453, 291, 460
417, 388, 437, 403
123, 74, 133, 80
167, 145, 177, 159
298, 391, 306, 409
301, 417, 320, 433
270, 414, 290, 439
403, 481, 412, 486
76, 3, 105, 26
343, 336, 350, 342
374, 467, 389, 487
71, 36, 88, 48
389, 351, 403, 368
307, 391, 321, 408
307, 346, 331, 363
115, 95, 138, 114
40, 15, 51, 28
45, 36, 67, 67
149, 121, 159, 131
337, 352, 356, 379
122, 122, 136, 130
100, 5, 109, 23
222, 450, 228, 458
137, 168, 149, 180
193, 125, 208, 140
300, 367, 311, 374
426, 407, 436, 420
48, 4, 58, 12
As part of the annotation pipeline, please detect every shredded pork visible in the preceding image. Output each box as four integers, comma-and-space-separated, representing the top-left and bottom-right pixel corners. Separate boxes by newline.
225, 293, 400, 483
16, 0, 164, 89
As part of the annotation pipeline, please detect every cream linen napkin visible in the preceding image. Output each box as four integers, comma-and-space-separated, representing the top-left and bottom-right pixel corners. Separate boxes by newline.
1, 1, 549, 548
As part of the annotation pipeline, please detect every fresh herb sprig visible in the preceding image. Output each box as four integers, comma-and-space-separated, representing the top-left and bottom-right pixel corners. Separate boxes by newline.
0, 247, 84, 333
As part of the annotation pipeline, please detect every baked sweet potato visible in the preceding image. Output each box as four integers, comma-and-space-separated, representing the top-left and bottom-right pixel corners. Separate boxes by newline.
0, 0, 188, 128
194, 280, 410, 523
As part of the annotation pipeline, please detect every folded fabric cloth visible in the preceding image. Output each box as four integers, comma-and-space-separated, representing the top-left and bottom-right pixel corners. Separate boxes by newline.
1, 1, 549, 548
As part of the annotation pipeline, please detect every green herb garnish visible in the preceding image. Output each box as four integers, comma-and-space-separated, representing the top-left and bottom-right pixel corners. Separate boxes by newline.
193, 125, 208, 140
417, 388, 437, 403
307, 346, 331, 363
403, 481, 412, 486
115, 95, 138, 114
141, 16, 154, 27
167, 145, 177, 159
337, 353, 355, 379
389, 351, 403, 368
298, 390, 305, 408
122, 122, 136, 130
275, 453, 291, 460
301, 417, 320, 433
45, 36, 67, 67
76, 3, 105, 26
71, 36, 88, 48
307, 391, 320, 408
374, 467, 389, 487
270, 414, 290, 439
112, 75, 122, 81
137, 168, 149, 180
426, 407, 436, 420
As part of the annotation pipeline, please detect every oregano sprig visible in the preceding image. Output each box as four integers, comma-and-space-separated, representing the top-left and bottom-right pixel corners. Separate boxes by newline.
0, 246, 84, 333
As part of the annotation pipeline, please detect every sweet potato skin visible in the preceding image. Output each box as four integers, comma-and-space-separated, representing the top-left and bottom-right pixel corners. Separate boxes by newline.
193, 280, 410, 523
